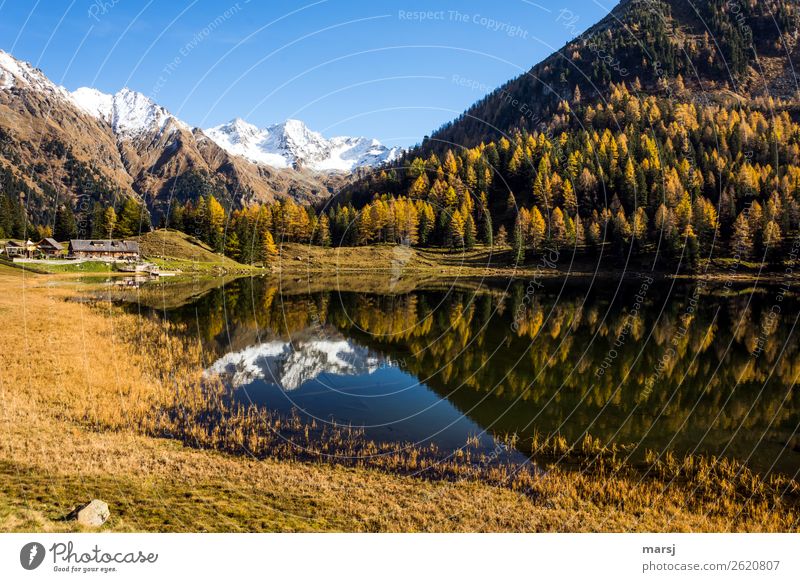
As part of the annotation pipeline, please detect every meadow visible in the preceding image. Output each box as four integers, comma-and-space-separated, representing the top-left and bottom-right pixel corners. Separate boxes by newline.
0, 264, 797, 532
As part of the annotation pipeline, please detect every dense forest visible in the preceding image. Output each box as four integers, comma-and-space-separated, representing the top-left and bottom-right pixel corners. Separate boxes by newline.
337, 83, 800, 267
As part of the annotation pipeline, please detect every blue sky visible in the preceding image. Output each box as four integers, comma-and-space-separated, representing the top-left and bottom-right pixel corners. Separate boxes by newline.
0, 0, 611, 146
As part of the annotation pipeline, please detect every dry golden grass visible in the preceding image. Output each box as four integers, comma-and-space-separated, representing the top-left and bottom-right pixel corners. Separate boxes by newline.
0, 264, 797, 532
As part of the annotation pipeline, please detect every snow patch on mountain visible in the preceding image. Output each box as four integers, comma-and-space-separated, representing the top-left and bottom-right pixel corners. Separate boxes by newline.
0, 49, 72, 98
71, 86, 189, 138
205, 338, 384, 391
205, 117, 400, 172
0, 68, 12, 90
70, 87, 113, 120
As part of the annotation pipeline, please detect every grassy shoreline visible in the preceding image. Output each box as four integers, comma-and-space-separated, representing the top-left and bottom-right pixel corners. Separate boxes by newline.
6, 229, 795, 284
273, 241, 799, 283
0, 265, 797, 532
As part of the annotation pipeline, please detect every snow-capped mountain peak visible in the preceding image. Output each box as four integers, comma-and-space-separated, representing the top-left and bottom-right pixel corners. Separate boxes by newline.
71, 86, 188, 138
206, 117, 400, 173
222, 117, 262, 142
275, 118, 325, 147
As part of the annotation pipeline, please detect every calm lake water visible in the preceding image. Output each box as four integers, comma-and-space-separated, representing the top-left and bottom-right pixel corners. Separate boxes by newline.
126, 275, 800, 475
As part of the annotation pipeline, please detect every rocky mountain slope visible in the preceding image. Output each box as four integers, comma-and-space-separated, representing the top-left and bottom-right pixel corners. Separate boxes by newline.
68, 83, 341, 215
0, 50, 135, 222
0, 49, 380, 222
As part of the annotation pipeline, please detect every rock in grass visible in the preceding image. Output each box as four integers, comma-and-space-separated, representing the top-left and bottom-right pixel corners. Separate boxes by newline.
70, 500, 110, 527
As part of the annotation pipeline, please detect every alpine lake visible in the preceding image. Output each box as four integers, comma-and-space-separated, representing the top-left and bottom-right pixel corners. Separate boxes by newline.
106, 271, 800, 477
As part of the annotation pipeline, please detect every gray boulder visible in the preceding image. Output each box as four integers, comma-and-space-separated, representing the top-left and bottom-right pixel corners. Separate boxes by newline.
71, 499, 110, 527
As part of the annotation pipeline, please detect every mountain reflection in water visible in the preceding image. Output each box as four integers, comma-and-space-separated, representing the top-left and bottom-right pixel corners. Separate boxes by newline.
206, 337, 383, 390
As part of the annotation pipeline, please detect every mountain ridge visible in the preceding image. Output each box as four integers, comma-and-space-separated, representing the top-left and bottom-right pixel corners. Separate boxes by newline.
422, 0, 800, 152
69, 84, 399, 173
205, 117, 400, 172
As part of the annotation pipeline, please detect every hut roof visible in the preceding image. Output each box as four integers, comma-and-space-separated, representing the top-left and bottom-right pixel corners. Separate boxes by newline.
39, 238, 64, 250
69, 240, 140, 253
